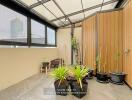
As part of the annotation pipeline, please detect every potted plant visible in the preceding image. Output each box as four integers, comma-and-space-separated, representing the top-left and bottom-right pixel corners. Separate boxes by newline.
51, 66, 69, 96
87, 67, 94, 79
96, 48, 109, 83
110, 51, 126, 85
84, 66, 94, 79
70, 65, 88, 98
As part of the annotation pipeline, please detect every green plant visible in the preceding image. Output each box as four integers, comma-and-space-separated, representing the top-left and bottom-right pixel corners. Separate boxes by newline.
51, 66, 68, 86
114, 51, 122, 73
72, 65, 89, 89
96, 48, 107, 73
71, 37, 78, 50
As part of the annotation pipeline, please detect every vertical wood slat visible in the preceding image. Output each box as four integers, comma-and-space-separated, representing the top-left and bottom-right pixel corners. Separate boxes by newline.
83, 10, 123, 73
123, 0, 132, 87
82, 1, 132, 87
82, 16, 96, 69
97, 11, 123, 73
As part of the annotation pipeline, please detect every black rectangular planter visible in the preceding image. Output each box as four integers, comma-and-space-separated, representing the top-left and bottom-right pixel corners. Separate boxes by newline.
54, 80, 69, 96
70, 80, 88, 98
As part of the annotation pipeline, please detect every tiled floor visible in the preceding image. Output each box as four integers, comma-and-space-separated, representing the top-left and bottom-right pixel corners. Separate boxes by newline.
0, 73, 132, 100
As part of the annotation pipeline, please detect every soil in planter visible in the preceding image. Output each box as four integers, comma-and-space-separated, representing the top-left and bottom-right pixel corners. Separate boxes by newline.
96, 72, 109, 83
70, 80, 88, 98
110, 73, 126, 85
54, 80, 69, 96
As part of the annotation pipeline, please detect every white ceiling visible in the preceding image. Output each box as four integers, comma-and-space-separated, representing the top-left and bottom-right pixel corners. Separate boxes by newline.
15, 0, 119, 27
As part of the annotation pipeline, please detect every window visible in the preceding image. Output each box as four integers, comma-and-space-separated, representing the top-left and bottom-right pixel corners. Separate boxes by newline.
47, 27, 56, 45
0, 4, 56, 47
31, 19, 45, 44
0, 4, 27, 43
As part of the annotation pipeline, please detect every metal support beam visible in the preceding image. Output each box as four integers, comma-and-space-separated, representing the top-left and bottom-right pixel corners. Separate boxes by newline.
81, 0, 85, 19
51, 0, 118, 22
100, 0, 105, 12
27, 17, 31, 47
61, 19, 84, 28
71, 24, 75, 64
29, 0, 51, 9
60, 7, 122, 27
52, 0, 72, 24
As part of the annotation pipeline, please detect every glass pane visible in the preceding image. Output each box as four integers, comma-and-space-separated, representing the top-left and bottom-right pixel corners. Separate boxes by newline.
31, 19, 45, 44
47, 27, 55, 45
0, 4, 27, 43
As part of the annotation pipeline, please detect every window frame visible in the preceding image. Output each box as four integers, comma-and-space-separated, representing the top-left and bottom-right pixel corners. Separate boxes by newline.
0, 2, 57, 47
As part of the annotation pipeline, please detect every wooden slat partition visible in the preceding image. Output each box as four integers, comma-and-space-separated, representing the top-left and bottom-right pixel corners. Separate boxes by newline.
97, 10, 123, 73
82, 16, 96, 69
123, 0, 132, 87
82, 10, 123, 73
82, 1, 132, 87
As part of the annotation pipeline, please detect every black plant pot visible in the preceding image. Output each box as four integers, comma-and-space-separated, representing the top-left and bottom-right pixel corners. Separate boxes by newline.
85, 69, 94, 80
96, 72, 109, 83
87, 69, 94, 79
54, 80, 69, 96
110, 72, 126, 85
70, 79, 88, 98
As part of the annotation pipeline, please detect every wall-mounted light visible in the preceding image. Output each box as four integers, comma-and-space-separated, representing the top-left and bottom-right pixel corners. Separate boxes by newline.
124, 49, 130, 54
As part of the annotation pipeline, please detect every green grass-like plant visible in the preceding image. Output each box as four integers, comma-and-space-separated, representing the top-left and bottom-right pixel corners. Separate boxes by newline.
73, 65, 89, 89
51, 66, 68, 86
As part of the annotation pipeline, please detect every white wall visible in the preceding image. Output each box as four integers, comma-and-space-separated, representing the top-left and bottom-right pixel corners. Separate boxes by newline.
57, 26, 82, 65
0, 26, 82, 91
57, 28, 71, 65
0, 48, 58, 91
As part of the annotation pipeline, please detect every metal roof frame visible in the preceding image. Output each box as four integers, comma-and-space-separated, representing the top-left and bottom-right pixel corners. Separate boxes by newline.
7, 0, 124, 27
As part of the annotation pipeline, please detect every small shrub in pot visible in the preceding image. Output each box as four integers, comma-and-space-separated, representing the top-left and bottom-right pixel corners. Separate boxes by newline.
110, 51, 126, 84
51, 66, 69, 96
96, 49, 109, 83
85, 67, 94, 79
70, 65, 88, 98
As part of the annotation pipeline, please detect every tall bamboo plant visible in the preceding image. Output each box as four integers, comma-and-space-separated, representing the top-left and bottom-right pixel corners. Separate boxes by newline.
114, 51, 121, 73
96, 47, 107, 73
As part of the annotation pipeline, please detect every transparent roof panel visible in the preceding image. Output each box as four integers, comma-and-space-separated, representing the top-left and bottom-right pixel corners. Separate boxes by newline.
53, 18, 70, 27
53, 21, 64, 27
69, 13, 84, 22
53, 21, 62, 27
33, 5, 56, 20
44, 1, 64, 18
82, 0, 102, 9
14, 0, 119, 27
18, 0, 38, 6
85, 7, 101, 18
55, 0, 82, 14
